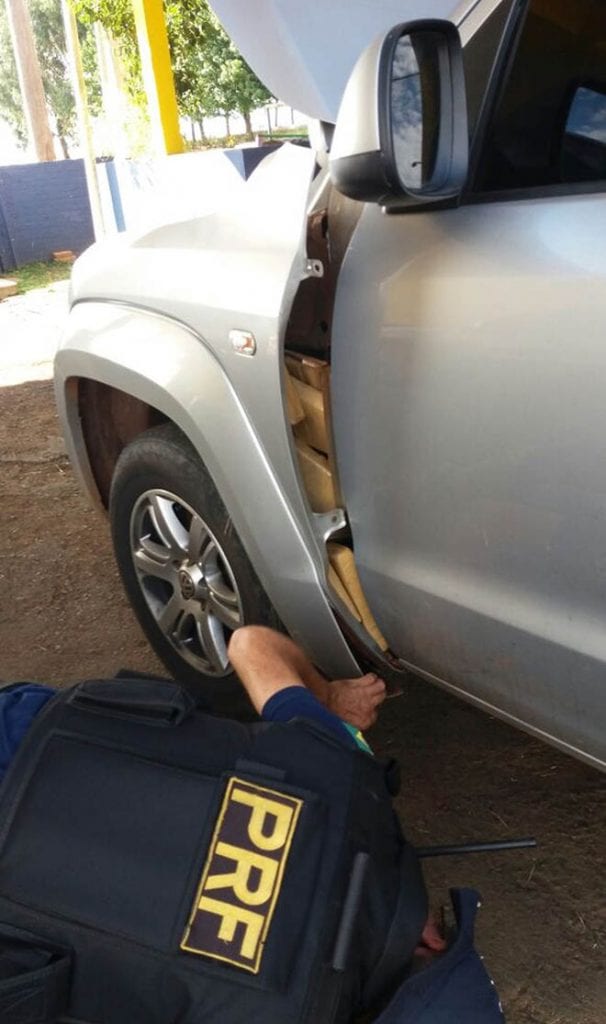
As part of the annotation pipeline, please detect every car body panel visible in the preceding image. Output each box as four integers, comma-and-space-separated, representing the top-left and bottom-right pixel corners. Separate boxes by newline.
55, 0, 606, 770
56, 147, 360, 679
331, 192, 606, 770
55, 302, 359, 679
66, 146, 319, 511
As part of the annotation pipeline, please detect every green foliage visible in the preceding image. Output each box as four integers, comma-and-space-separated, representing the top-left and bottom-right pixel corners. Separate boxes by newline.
165, 0, 223, 121
166, 1, 271, 126
70, 0, 144, 106
0, 0, 100, 156
0, 8, 26, 145
70, 0, 134, 37
32, 0, 75, 150
13, 258, 72, 294
71, 0, 272, 128
0, 0, 273, 156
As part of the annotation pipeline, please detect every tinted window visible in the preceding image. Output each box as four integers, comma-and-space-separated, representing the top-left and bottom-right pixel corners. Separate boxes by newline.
567, 85, 606, 143
462, 0, 514, 140
476, 0, 606, 191
562, 85, 606, 181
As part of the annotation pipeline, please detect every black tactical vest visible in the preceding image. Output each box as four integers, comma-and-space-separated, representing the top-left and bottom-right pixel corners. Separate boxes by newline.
0, 677, 427, 1024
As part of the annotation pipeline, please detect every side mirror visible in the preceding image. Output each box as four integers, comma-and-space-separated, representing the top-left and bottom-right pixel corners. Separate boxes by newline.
329, 20, 468, 206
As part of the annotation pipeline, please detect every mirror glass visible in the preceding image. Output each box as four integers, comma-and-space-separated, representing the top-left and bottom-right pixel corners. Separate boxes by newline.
391, 32, 442, 191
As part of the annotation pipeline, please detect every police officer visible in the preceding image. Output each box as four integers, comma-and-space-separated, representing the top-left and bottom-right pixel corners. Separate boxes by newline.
227, 626, 507, 1024
0, 630, 505, 1023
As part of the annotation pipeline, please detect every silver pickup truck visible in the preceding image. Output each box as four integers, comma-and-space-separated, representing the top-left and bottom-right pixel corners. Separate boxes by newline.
55, 0, 606, 769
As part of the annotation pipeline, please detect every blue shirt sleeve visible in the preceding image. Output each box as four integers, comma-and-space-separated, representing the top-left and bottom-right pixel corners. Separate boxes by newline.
0, 684, 54, 780
261, 685, 371, 753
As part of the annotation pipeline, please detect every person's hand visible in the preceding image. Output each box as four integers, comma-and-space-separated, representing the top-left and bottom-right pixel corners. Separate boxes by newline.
326, 673, 386, 729
413, 915, 447, 962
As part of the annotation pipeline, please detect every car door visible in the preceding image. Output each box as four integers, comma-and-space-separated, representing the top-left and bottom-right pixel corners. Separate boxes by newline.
331, 0, 606, 768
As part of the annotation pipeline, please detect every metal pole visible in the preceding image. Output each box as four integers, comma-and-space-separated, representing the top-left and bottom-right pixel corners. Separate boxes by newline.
131, 0, 184, 156
94, 22, 128, 160
417, 837, 537, 859
61, 0, 104, 239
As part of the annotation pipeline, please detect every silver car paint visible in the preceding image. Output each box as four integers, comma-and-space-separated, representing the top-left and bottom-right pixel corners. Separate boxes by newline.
55, 146, 360, 678
331, 192, 606, 771
55, 1, 606, 770
330, 35, 384, 163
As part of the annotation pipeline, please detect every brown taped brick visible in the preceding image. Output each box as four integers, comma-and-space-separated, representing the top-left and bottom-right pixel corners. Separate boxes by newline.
327, 543, 388, 651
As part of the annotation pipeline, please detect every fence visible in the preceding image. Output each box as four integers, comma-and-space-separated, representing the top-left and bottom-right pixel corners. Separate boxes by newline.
0, 159, 94, 274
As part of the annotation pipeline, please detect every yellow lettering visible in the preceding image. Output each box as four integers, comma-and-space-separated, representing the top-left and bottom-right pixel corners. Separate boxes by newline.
205, 842, 278, 905
231, 788, 295, 851
196, 896, 264, 960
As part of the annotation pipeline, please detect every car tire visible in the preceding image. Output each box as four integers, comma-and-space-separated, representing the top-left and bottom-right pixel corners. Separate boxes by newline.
109, 422, 280, 715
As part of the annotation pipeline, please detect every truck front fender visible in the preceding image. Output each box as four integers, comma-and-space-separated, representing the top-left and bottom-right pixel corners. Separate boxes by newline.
55, 300, 359, 677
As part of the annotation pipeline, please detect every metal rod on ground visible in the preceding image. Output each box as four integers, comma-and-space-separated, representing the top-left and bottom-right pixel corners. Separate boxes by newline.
417, 838, 537, 859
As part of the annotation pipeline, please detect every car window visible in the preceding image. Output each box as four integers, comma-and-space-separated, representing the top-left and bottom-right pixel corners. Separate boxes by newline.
475, 0, 606, 192
461, 0, 515, 141
561, 85, 606, 181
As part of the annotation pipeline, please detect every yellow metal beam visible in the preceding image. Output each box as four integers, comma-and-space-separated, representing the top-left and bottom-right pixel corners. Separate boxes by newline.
132, 0, 184, 155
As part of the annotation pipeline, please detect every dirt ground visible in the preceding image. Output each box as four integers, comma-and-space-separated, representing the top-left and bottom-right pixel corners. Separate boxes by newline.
0, 372, 605, 1021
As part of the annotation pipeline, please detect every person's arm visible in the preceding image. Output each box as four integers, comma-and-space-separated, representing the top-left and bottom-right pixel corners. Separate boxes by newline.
227, 626, 386, 728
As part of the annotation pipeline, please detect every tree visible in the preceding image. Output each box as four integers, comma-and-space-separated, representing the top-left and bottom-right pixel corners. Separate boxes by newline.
72, 0, 272, 137
164, 1, 271, 135
216, 41, 271, 136
32, 0, 76, 155
0, 0, 99, 157
70, 0, 143, 105
0, 6, 26, 145
164, 0, 222, 128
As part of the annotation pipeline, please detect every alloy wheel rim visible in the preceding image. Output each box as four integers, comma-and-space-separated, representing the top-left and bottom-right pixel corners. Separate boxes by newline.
130, 489, 243, 677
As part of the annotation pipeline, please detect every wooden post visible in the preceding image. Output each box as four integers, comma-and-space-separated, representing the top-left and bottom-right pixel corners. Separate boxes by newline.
131, 0, 184, 155
3, 0, 55, 161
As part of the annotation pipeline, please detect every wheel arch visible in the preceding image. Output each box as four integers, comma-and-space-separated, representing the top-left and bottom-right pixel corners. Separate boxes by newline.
55, 300, 360, 678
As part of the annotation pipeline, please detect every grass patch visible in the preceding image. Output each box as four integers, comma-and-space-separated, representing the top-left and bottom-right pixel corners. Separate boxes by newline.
266, 128, 309, 140
187, 125, 309, 151
12, 259, 72, 294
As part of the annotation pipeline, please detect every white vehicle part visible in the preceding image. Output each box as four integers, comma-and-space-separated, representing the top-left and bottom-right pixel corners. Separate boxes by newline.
208, 0, 477, 123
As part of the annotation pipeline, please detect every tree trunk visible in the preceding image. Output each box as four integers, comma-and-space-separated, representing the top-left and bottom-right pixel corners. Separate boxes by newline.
243, 110, 252, 137
198, 119, 206, 142
224, 113, 231, 136
4, 0, 55, 160
190, 120, 196, 144
58, 134, 69, 159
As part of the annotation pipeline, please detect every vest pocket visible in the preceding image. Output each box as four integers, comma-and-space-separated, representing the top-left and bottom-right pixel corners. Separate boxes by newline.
0, 736, 219, 952
0, 922, 71, 1023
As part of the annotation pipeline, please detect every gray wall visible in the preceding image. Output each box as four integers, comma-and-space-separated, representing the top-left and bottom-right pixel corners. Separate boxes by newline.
0, 159, 95, 273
